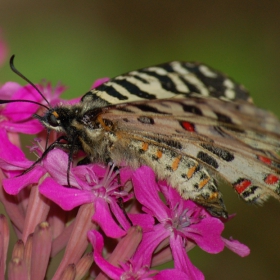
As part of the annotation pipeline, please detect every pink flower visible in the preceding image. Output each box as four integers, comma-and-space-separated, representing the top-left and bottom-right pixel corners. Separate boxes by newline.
129, 166, 224, 279
39, 150, 152, 238
88, 229, 191, 279
1, 139, 130, 237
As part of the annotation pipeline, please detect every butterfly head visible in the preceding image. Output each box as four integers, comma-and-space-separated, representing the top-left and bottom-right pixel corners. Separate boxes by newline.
34, 106, 78, 134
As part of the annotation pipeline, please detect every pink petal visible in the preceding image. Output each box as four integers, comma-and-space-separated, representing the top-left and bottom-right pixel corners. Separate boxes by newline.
132, 166, 170, 221
42, 83, 67, 105
3, 85, 42, 122
88, 230, 122, 279
159, 180, 182, 204
222, 237, 250, 257
3, 166, 46, 195
75, 164, 107, 178
43, 150, 81, 188
185, 218, 224, 253
1, 119, 43, 134
119, 167, 134, 185
133, 224, 170, 267
0, 129, 26, 163
73, 164, 108, 189
45, 151, 108, 190
39, 178, 95, 210
0, 82, 22, 100
128, 213, 155, 231
65, 97, 81, 105
170, 235, 204, 280
92, 199, 126, 238
109, 200, 132, 231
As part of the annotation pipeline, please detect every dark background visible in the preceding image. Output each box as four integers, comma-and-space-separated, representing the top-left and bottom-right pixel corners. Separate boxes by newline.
1, 1, 280, 279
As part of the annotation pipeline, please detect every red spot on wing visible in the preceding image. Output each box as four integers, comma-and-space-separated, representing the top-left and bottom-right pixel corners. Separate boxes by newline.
234, 179, 251, 194
258, 155, 272, 165
264, 174, 279, 185
180, 121, 195, 132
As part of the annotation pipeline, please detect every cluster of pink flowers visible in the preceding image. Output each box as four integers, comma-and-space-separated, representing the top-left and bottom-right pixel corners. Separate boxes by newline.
0, 33, 249, 279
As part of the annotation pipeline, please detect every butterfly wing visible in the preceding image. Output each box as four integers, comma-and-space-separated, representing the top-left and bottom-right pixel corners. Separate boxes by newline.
84, 61, 252, 105
78, 61, 280, 216
99, 96, 280, 210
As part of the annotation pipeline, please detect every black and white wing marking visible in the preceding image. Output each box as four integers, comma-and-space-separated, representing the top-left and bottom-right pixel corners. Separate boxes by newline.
82, 61, 252, 105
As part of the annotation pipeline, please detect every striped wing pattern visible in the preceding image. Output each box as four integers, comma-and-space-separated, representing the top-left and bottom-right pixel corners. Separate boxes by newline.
79, 62, 280, 217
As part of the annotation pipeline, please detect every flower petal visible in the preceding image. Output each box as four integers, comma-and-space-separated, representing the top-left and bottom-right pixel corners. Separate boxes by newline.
133, 224, 170, 267
0, 129, 27, 163
109, 200, 132, 232
43, 150, 80, 188
185, 218, 224, 253
128, 213, 155, 231
170, 235, 204, 280
88, 230, 122, 279
1, 119, 43, 134
39, 178, 95, 210
132, 166, 169, 221
3, 85, 42, 122
119, 167, 134, 185
0, 82, 21, 100
92, 199, 126, 238
3, 166, 45, 195
222, 237, 250, 257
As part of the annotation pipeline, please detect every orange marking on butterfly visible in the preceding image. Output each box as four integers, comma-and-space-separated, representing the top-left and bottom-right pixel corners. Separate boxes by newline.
172, 156, 182, 171
265, 174, 279, 185
199, 177, 210, 189
97, 116, 111, 131
156, 150, 162, 159
187, 165, 197, 179
142, 142, 149, 151
52, 111, 59, 118
209, 192, 219, 200
234, 179, 251, 194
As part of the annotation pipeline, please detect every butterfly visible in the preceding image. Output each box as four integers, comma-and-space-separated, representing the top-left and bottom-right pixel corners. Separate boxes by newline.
7, 58, 280, 218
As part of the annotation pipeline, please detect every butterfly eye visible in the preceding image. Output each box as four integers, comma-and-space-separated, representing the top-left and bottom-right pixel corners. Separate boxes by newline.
48, 114, 59, 127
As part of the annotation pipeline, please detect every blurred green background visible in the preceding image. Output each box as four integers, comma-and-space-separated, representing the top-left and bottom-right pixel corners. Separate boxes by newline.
1, 1, 280, 279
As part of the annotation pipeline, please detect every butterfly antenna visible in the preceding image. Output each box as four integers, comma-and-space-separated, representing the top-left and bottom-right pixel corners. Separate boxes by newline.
0, 99, 50, 110
9, 55, 52, 108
